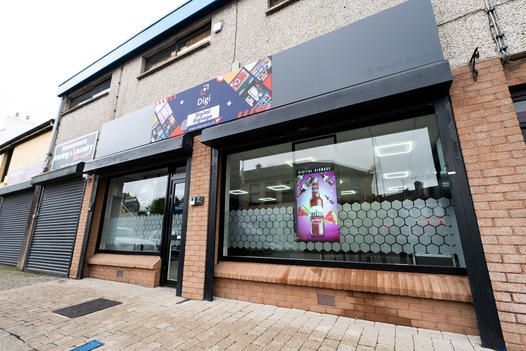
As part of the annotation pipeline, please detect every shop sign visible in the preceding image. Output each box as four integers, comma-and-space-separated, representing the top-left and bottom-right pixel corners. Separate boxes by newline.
296, 165, 339, 242
5, 160, 45, 185
151, 56, 272, 142
51, 131, 98, 170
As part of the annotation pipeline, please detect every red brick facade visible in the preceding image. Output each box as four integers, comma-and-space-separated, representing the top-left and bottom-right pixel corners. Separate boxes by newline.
181, 135, 212, 300
450, 58, 526, 350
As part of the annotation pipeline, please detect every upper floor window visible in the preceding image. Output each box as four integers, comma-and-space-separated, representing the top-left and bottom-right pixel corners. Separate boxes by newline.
67, 77, 111, 110
511, 85, 526, 141
142, 22, 211, 73
267, 0, 298, 13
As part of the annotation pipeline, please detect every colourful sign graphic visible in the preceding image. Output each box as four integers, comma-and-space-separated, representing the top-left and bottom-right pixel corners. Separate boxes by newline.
151, 56, 272, 142
51, 131, 98, 170
296, 166, 339, 242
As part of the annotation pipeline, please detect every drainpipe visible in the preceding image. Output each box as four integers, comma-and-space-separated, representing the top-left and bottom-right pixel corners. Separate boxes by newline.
43, 97, 67, 172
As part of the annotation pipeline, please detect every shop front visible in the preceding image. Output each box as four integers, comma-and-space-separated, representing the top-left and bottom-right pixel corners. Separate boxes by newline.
80, 113, 194, 292
63, 0, 504, 347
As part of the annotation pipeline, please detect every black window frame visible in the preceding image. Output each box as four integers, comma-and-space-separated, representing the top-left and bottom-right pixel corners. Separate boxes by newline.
511, 85, 526, 139
217, 103, 468, 276
66, 76, 111, 111
95, 165, 174, 256
141, 20, 212, 74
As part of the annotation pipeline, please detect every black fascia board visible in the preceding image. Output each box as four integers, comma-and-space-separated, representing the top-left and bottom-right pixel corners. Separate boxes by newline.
201, 60, 452, 146
0, 181, 33, 196
57, 0, 230, 97
84, 134, 192, 175
0, 119, 54, 153
31, 163, 85, 185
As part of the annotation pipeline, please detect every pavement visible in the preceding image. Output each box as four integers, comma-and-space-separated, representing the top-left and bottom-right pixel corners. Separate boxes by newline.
0, 265, 493, 351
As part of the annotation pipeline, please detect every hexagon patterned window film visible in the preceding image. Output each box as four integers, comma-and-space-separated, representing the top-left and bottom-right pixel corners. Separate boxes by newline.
223, 114, 466, 268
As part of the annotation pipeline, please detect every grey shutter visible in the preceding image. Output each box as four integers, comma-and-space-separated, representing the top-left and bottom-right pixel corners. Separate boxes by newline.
25, 179, 85, 276
0, 191, 34, 266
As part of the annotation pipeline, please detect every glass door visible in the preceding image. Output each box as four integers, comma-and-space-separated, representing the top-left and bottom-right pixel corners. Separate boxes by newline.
162, 168, 187, 288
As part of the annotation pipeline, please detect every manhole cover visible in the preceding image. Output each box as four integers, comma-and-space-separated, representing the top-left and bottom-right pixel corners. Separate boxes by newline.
53, 298, 121, 318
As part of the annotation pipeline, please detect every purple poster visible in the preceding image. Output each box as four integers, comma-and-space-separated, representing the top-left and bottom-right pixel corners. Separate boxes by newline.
296, 166, 339, 242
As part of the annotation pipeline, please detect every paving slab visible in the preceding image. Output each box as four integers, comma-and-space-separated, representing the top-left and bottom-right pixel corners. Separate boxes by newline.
0, 265, 495, 351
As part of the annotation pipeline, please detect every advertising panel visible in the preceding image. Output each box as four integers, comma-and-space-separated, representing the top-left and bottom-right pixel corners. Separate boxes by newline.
6, 160, 45, 185
296, 165, 339, 242
151, 56, 272, 142
51, 131, 98, 170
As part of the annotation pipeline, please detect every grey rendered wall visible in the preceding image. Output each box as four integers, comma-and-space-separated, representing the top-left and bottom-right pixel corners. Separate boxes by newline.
54, 0, 526, 152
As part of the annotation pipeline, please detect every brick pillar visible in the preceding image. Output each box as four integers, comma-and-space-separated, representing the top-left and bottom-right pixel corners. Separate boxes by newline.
450, 58, 526, 350
69, 176, 95, 278
181, 135, 211, 299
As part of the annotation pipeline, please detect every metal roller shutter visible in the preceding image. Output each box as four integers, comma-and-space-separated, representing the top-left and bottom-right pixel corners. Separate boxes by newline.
0, 191, 34, 266
25, 179, 85, 276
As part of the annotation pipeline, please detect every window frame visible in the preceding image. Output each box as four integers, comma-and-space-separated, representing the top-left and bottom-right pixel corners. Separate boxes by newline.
266, 0, 299, 15
139, 19, 212, 78
95, 167, 172, 256
64, 75, 112, 113
217, 107, 467, 276
511, 85, 526, 138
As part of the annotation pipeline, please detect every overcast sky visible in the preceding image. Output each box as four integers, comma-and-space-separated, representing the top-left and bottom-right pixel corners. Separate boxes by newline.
0, 0, 186, 124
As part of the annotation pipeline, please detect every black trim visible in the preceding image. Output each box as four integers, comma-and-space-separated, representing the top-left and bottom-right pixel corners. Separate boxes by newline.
432, 95, 505, 350
84, 134, 193, 176
31, 163, 85, 185
1, 150, 13, 183
0, 181, 33, 196
201, 61, 452, 146
204, 148, 219, 301
176, 158, 191, 295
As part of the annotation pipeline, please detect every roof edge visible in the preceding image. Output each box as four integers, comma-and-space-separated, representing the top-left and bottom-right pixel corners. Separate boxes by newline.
0, 119, 54, 152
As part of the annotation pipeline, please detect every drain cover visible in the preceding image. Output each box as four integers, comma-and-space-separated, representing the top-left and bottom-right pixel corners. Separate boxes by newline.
53, 298, 121, 318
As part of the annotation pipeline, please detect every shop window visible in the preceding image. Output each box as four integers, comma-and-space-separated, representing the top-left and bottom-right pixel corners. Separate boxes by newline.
143, 22, 211, 73
511, 85, 526, 140
67, 78, 111, 110
98, 169, 169, 253
223, 114, 466, 269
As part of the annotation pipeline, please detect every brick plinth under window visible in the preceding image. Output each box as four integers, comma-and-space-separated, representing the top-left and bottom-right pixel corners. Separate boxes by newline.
215, 278, 479, 335
181, 135, 212, 299
450, 58, 526, 350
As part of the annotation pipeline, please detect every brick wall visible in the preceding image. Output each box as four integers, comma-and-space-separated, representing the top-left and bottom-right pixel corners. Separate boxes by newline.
215, 278, 479, 335
181, 135, 212, 299
450, 58, 526, 350
69, 176, 94, 278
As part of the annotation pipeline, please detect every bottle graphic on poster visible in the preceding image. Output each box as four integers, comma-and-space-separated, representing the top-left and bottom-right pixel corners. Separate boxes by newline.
297, 176, 315, 197
320, 172, 335, 186
309, 177, 325, 237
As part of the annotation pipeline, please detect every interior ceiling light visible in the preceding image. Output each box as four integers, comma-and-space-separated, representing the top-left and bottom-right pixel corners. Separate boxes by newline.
285, 157, 314, 167
375, 142, 413, 157
229, 189, 248, 195
259, 197, 277, 202
267, 185, 291, 191
383, 171, 409, 179
341, 190, 357, 195
387, 185, 408, 192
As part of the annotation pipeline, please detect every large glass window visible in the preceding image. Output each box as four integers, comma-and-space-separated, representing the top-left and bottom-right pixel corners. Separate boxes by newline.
99, 169, 168, 253
223, 114, 466, 269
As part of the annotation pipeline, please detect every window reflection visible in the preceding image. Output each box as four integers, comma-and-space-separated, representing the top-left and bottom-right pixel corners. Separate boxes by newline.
224, 115, 465, 268
99, 169, 168, 253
